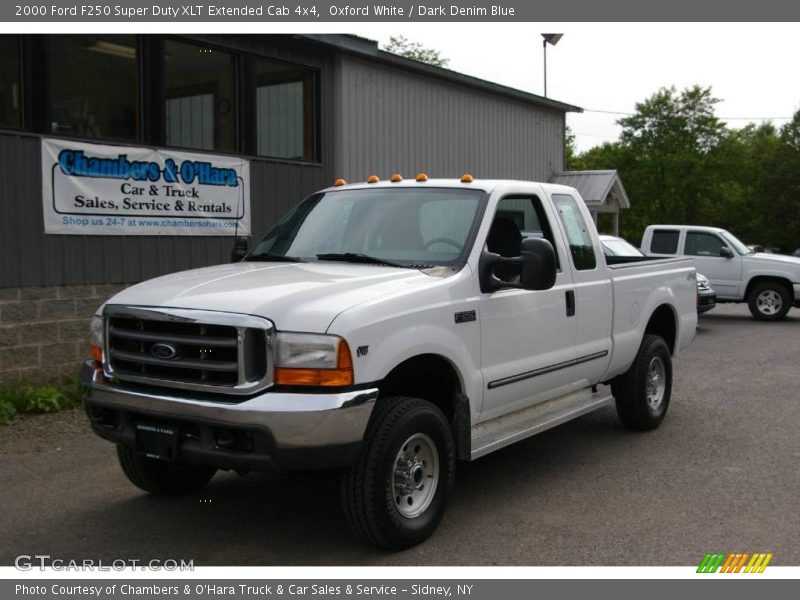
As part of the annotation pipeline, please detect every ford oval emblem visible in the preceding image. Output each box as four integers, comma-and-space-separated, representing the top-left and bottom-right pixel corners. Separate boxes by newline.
151, 343, 178, 360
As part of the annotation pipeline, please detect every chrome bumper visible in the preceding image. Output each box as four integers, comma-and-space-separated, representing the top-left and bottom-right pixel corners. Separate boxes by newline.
80, 361, 377, 471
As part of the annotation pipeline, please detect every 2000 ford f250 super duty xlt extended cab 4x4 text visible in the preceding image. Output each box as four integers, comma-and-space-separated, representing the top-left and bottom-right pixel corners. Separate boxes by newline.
642, 224, 800, 321
81, 177, 697, 549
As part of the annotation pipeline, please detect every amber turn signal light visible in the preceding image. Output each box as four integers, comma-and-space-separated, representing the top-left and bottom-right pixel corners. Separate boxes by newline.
90, 345, 103, 364
274, 339, 354, 387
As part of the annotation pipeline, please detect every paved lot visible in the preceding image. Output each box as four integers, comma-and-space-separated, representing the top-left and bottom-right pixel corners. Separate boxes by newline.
1, 303, 799, 566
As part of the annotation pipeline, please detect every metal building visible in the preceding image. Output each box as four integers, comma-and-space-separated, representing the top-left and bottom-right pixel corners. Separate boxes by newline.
0, 33, 580, 384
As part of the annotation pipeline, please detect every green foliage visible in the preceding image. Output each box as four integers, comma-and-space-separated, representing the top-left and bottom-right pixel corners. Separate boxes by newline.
0, 380, 83, 425
382, 36, 450, 67
574, 85, 800, 252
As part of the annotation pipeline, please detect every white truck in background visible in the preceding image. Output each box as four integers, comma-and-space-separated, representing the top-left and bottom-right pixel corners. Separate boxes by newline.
642, 225, 800, 320
81, 177, 696, 549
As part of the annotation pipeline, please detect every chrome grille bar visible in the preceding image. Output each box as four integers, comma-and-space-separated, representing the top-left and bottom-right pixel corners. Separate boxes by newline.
103, 305, 274, 396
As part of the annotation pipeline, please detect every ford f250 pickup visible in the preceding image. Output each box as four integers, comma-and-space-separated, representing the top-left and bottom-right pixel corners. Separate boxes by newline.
642, 224, 800, 321
81, 177, 697, 549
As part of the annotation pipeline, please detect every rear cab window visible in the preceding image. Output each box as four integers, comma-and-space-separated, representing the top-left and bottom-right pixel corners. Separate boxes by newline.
649, 229, 681, 254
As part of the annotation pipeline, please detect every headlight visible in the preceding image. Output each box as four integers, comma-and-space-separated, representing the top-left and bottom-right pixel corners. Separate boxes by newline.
89, 315, 104, 363
274, 332, 353, 387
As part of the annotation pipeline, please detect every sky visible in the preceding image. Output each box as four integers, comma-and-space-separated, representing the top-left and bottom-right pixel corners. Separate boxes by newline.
343, 23, 800, 153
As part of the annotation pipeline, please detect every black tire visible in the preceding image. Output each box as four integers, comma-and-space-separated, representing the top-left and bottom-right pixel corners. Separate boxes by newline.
612, 334, 672, 431
116, 445, 216, 496
747, 281, 791, 321
341, 396, 456, 550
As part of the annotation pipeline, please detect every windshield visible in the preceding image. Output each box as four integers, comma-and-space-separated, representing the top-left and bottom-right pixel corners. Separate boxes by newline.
249, 188, 485, 266
601, 237, 644, 257
719, 230, 752, 255
719, 231, 753, 254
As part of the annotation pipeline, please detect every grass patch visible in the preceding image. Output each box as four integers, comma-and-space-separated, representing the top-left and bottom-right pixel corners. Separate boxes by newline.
0, 378, 85, 425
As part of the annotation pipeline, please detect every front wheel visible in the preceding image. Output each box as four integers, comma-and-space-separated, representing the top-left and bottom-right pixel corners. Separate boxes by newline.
117, 445, 216, 496
612, 334, 672, 431
341, 396, 455, 550
748, 282, 791, 321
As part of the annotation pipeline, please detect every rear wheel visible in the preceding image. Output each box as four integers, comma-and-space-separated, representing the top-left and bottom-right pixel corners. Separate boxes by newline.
748, 281, 791, 321
117, 445, 216, 496
612, 334, 672, 431
341, 396, 455, 550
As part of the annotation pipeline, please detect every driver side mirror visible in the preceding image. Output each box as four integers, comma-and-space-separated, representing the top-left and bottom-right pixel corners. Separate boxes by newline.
479, 237, 557, 293
230, 236, 250, 263
719, 246, 734, 259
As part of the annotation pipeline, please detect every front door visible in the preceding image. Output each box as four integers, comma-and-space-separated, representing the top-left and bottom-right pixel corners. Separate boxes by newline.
479, 194, 579, 421
684, 230, 743, 299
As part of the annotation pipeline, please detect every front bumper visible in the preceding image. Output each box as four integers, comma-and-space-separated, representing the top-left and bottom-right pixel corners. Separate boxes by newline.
698, 290, 717, 313
80, 361, 377, 472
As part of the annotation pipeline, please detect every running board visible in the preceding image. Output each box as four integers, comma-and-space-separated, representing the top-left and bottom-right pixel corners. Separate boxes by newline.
470, 388, 615, 460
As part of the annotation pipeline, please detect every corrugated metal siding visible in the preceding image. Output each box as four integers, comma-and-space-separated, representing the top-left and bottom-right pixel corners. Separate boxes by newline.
257, 82, 303, 159
334, 55, 566, 182
166, 94, 214, 150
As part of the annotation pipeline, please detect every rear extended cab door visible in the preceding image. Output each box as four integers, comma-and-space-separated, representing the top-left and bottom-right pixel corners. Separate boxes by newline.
546, 190, 613, 387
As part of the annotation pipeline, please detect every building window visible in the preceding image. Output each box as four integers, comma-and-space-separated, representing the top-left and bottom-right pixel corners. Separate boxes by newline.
0, 36, 21, 129
48, 35, 139, 140
165, 40, 236, 153
256, 59, 316, 161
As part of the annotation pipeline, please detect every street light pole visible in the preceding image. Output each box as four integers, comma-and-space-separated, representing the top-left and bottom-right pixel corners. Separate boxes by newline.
541, 33, 563, 98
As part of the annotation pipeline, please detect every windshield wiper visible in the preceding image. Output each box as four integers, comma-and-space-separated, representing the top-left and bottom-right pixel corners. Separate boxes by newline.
243, 253, 306, 263
316, 253, 432, 269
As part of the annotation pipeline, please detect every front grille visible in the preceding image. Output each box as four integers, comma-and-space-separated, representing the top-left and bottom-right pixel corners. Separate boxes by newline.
104, 307, 272, 394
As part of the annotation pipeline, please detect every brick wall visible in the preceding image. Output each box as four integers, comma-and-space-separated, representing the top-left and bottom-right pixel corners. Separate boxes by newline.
0, 284, 129, 385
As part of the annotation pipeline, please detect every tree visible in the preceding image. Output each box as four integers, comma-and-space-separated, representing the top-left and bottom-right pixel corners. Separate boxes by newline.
573, 87, 800, 251
382, 36, 449, 67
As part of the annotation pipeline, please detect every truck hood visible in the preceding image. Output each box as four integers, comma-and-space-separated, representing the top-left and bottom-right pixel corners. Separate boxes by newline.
747, 252, 800, 268
104, 262, 440, 332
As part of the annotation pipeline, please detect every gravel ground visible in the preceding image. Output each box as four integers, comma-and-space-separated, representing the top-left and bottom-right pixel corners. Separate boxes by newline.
1, 303, 798, 566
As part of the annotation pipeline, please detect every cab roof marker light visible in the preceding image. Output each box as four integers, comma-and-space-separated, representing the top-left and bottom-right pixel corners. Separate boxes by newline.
366, 175, 380, 184
390, 173, 403, 182
333, 178, 347, 187
461, 173, 474, 183
415, 173, 428, 182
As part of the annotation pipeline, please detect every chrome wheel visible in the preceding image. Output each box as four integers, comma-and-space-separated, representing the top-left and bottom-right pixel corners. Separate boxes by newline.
392, 433, 439, 519
756, 289, 783, 316
645, 356, 666, 411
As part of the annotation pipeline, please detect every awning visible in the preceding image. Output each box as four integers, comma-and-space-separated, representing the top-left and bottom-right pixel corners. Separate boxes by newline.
550, 170, 630, 214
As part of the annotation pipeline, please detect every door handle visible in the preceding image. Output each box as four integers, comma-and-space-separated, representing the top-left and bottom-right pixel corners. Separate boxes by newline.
565, 290, 576, 317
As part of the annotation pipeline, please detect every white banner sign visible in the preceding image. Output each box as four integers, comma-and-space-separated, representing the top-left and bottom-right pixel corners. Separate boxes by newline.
42, 138, 250, 236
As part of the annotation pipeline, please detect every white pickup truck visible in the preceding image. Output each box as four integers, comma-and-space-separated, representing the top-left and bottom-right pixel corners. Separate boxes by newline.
81, 177, 696, 549
642, 225, 800, 321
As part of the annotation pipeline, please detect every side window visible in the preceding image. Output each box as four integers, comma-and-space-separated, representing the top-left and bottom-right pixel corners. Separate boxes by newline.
650, 230, 680, 254
552, 194, 597, 271
487, 196, 560, 282
685, 232, 726, 257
